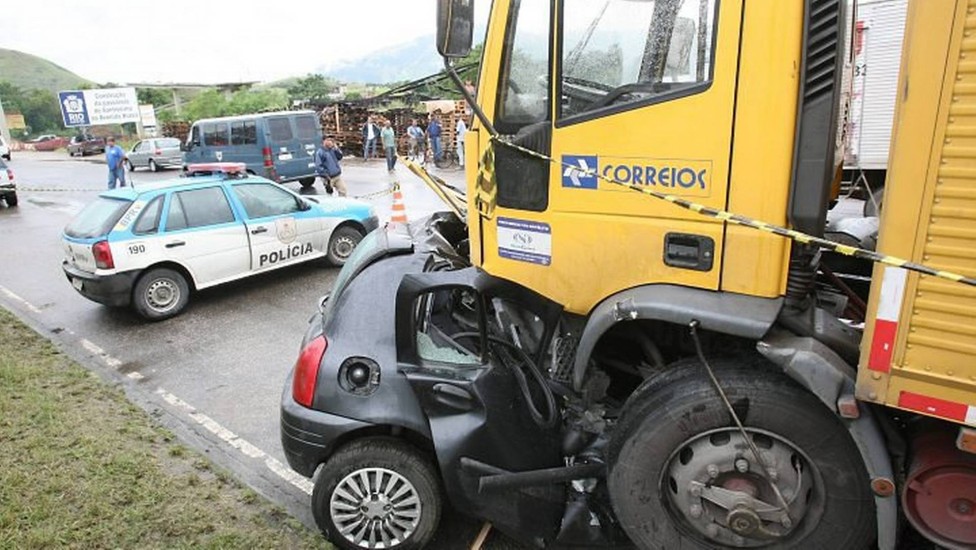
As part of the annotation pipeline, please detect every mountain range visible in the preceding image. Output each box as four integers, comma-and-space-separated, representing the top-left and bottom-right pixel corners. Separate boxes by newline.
0, 48, 93, 93
317, 34, 445, 84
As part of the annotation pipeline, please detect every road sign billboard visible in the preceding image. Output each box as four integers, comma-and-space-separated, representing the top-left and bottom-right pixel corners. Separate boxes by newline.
59, 88, 140, 127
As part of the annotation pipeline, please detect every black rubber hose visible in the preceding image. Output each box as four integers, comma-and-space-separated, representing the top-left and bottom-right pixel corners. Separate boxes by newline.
454, 331, 558, 428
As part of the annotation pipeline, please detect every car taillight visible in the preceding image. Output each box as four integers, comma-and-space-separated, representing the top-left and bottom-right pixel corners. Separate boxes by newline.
262, 146, 273, 167
292, 335, 327, 408
92, 240, 114, 269
154, 149, 162, 155
5, 169, 13, 181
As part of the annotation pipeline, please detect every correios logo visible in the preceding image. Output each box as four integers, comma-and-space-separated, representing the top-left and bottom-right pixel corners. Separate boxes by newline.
561, 154, 712, 197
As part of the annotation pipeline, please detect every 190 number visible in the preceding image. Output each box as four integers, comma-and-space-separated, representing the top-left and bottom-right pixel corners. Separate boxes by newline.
128, 244, 146, 255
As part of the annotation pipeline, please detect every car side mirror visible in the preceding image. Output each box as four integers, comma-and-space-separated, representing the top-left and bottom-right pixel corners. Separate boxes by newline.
436, 0, 474, 59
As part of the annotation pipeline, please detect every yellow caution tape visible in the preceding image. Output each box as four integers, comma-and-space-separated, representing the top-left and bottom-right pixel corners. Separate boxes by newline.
487, 136, 976, 288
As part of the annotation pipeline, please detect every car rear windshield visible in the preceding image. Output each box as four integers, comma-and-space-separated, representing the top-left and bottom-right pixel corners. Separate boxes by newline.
159, 138, 181, 148
65, 197, 132, 239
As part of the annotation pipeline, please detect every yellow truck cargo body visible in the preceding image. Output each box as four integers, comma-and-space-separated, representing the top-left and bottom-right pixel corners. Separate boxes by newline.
857, 0, 976, 426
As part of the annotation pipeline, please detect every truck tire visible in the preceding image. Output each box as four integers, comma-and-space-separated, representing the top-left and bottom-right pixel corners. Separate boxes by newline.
608, 357, 876, 549
326, 226, 364, 266
132, 268, 190, 321
299, 177, 315, 188
312, 438, 442, 550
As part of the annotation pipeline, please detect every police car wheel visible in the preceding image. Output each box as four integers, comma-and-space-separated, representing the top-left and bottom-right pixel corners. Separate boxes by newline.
327, 227, 364, 266
312, 438, 442, 550
132, 268, 189, 320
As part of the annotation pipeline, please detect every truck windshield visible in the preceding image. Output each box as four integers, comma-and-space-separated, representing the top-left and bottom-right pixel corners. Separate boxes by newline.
65, 197, 131, 239
560, 0, 718, 119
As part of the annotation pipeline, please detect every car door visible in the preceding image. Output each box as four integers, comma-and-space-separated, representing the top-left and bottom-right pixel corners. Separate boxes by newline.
129, 141, 148, 168
228, 181, 327, 272
395, 269, 565, 543
159, 185, 250, 288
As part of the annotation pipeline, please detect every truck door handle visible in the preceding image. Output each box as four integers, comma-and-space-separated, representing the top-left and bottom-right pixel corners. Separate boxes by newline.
165, 240, 185, 248
250, 227, 268, 235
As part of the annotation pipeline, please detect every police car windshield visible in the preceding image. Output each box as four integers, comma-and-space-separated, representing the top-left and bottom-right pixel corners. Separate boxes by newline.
65, 197, 131, 239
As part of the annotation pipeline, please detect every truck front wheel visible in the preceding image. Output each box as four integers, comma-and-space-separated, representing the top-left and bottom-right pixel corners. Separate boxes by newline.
608, 357, 876, 549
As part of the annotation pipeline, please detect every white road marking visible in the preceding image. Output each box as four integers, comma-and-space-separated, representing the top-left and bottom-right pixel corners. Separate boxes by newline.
154, 388, 313, 495
0, 285, 43, 314
79, 338, 123, 369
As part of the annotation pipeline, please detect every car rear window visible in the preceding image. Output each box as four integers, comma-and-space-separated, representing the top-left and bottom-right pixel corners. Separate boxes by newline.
65, 197, 132, 239
268, 118, 293, 142
295, 116, 318, 140
158, 138, 180, 148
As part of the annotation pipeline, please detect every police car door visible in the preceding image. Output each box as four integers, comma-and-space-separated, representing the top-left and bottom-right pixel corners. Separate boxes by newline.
228, 181, 326, 272
160, 185, 250, 287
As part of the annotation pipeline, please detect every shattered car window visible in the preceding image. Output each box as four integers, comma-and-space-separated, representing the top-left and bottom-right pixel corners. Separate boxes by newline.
415, 288, 483, 366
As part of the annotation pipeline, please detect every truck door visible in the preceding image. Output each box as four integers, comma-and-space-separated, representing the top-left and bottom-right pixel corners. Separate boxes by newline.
396, 269, 566, 543
477, 0, 738, 315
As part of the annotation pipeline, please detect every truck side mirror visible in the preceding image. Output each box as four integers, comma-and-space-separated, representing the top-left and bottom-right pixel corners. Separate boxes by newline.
436, 0, 474, 58
180, 141, 191, 152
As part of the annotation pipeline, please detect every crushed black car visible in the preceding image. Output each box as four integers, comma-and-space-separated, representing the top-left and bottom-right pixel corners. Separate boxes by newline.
281, 213, 633, 549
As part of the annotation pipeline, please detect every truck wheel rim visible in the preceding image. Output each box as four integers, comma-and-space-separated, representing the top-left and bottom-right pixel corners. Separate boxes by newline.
330, 467, 421, 548
661, 428, 824, 548
331, 235, 357, 260
145, 278, 180, 313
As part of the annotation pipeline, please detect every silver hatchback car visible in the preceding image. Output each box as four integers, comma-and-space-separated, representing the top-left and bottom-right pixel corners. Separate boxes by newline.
126, 138, 182, 172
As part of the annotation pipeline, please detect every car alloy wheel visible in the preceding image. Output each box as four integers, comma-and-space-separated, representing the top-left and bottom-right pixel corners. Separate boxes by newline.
330, 467, 422, 548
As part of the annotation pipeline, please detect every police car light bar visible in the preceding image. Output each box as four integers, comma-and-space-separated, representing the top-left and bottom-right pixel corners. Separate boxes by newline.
186, 162, 248, 177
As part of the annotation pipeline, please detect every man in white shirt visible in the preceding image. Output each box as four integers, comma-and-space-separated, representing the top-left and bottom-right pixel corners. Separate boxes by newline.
361, 116, 379, 161
456, 116, 467, 168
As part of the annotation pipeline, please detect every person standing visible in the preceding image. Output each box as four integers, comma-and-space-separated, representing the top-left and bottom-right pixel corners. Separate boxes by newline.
315, 138, 347, 196
455, 116, 467, 169
406, 119, 424, 163
361, 116, 379, 161
381, 121, 397, 173
428, 116, 442, 163
105, 137, 127, 189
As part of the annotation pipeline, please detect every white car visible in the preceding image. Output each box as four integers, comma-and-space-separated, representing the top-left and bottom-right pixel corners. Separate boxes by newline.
0, 134, 10, 161
61, 163, 378, 320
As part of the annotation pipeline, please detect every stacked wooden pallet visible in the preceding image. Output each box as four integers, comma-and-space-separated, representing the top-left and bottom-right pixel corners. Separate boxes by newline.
161, 121, 190, 140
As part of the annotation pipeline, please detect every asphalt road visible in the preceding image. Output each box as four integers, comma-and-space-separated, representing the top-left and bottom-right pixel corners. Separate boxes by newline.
0, 151, 516, 549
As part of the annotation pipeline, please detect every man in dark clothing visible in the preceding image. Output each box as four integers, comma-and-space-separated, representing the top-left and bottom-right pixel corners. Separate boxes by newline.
361, 116, 379, 161
428, 117, 443, 162
314, 138, 347, 196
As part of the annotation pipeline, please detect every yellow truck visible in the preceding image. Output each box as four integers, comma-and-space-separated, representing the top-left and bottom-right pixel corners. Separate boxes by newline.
286, 2, 974, 549
434, 0, 976, 547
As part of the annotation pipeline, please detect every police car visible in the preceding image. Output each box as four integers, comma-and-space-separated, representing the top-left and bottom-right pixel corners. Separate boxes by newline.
62, 163, 379, 320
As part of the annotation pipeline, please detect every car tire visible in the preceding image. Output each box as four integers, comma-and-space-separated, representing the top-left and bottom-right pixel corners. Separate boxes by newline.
149, 159, 159, 172
326, 226, 364, 266
299, 177, 315, 188
312, 438, 442, 550
131, 268, 190, 321
4, 192, 18, 207
607, 357, 876, 550
126, 159, 134, 172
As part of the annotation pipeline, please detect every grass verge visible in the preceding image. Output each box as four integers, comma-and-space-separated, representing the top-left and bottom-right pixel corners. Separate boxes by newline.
0, 308, 329, 549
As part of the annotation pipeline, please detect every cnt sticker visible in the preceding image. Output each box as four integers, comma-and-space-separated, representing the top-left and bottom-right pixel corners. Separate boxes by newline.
497, 217, 552, 266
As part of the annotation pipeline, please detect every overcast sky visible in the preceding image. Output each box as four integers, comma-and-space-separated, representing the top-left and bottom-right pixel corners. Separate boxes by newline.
2, 1, 490, 84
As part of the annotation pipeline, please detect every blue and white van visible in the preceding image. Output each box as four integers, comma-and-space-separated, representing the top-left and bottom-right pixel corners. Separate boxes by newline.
62, 163, 378, 320
182, 111, 322, 186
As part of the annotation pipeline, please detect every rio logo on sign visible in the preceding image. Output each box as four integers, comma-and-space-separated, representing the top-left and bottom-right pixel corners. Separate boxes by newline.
59, 92, 90, 127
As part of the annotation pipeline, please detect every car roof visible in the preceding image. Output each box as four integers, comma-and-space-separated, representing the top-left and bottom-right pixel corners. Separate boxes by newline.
192, 110, 316, 124
99, 173, 274, 200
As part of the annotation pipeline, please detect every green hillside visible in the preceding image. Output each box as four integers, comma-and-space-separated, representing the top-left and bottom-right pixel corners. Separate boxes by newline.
0, 48, 93, 93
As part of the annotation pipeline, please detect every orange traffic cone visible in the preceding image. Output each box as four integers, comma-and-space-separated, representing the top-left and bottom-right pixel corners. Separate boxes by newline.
390, 183, 408, 224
